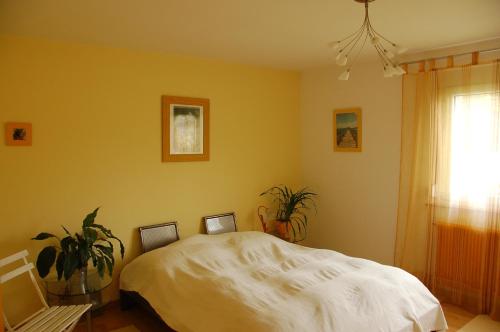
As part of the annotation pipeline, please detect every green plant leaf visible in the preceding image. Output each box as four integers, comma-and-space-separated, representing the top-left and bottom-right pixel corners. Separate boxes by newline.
36, 246, 57, 278
55, 251, 66, 280
63, 254, 79, 280
61, 236, 77, 253
90, 250, 98, 267
88, 223, 111, 236
83, 227, 98, 244
96, 257, 105, 278
290, 222, 297, 241
94, 244, 113, 256
61, 226, 72, 236
82, 207, 99, 227
32, 233, 56, 241
118, 240, 125, 258
103, 255, 113, 277
90, 224, 125, 258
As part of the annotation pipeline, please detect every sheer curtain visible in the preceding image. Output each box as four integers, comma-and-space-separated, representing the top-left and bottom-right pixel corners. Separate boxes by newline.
395, 60, 500, 320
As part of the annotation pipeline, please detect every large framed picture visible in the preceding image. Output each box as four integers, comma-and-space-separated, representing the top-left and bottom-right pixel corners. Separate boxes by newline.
333, 108, 362, 152
162, 96, 210, 162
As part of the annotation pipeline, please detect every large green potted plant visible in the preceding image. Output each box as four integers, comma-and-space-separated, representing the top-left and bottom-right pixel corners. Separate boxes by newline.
32, 207, 124, 294
260, 185, 317, 242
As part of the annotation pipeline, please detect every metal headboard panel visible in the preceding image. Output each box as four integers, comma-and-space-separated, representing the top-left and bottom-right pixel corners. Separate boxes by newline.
203, 212, 237, 235
139, 222, 179, 253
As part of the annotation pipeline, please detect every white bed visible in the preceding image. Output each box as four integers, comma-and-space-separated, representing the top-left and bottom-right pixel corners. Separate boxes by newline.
120, 231, 447, 332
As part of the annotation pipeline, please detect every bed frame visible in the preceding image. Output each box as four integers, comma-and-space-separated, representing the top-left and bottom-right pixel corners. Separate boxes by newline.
121, 222, 180, 330
120, 215, 237, 329
202, 212, 237, 235
138, 221, 179, 253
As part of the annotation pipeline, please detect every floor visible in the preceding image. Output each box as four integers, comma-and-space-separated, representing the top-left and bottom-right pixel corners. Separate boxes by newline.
75, 302, 171, 332
441, 303, 476, 332
75, 301, 477, 332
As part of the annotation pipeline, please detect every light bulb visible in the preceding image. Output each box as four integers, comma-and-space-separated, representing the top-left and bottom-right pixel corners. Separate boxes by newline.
336, 54, 348, 66
395, 45, 408, 54
390, 65, 400, 76
328, 41, 341, 50
395, 65, 406, 75
338, 69, 350, 81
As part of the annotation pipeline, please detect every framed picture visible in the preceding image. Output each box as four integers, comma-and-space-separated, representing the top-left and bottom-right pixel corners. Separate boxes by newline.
162, 96, 210, 162
333, 108, 362, 152
5, 122, 32, 146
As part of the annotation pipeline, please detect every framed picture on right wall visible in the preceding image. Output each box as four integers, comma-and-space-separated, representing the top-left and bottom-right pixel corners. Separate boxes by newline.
333, 108, 362, 152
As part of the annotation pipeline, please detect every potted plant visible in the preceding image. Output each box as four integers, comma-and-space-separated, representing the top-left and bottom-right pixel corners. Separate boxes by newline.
32, 207, 124, 295
260, 185, 317, 242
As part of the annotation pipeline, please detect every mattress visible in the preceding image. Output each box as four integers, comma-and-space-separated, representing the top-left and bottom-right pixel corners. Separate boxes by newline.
120, 231, 447, 332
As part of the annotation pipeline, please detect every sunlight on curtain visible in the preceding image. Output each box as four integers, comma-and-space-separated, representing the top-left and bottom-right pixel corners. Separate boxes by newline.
395, 60, 500, 320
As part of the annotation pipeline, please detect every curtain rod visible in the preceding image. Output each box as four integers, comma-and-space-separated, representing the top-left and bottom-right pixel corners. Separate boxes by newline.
400, 47, 500, 65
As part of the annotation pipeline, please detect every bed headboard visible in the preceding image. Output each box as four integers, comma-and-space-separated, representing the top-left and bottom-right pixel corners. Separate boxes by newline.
139, 221, 179, 253
202, 212, 237, 235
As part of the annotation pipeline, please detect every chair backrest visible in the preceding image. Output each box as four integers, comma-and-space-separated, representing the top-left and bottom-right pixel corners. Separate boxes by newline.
203, 212, 237, 235
0, 250, 49, 331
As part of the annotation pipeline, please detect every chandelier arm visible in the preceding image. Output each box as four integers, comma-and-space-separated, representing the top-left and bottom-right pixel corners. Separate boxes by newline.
371, 29, 397, 47
346, 30, 370, 70
344, 29, 366, 57
340, 18, 368, 54
336, 17, 368, 44
366, 17, 397, 47
368, 30, 391, 65
366, 22, 395, 63
374, 44, 389, 64
337, 3, 369, 49
374, 43, 395, 66
361, 4, 390, 66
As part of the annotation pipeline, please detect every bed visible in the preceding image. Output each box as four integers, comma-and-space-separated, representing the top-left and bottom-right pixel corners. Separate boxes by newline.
120, 218, 447, 332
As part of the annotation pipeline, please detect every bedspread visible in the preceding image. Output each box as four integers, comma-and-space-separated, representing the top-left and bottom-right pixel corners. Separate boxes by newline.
120, 231, 447, 332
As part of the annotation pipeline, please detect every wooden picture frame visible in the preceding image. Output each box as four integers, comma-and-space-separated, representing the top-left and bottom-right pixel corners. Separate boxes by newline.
162, 96, 210, 162
5, 122, 32, 146
333, 108, 362, 152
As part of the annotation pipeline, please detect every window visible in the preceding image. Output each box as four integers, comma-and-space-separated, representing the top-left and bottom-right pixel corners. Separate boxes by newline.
449, 92, 500, 208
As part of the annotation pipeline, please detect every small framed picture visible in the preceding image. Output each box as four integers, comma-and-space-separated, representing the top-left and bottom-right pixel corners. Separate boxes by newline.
5, 122, 32, 146
333, 108, 362, 152
162, 96, 210, 162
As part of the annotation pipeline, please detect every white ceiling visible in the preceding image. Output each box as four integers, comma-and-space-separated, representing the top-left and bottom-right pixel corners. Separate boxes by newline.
1, 0, 499, 70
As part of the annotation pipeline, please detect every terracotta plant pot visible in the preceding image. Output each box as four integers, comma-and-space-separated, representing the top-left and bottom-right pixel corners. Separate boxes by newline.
275, 221, 290, 241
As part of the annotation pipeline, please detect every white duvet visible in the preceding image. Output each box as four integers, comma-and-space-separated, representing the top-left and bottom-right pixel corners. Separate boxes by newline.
120, 231, 447, 332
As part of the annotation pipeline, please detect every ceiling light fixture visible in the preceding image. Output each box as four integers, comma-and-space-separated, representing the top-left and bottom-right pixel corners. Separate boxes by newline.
330, 0, 407, 80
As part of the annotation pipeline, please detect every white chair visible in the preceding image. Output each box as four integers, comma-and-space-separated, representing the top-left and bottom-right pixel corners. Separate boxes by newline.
0, 250, 92, 332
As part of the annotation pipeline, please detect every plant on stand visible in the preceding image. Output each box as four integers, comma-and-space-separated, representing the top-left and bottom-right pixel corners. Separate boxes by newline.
32, 207, 124, 295
260, 185, 317, 242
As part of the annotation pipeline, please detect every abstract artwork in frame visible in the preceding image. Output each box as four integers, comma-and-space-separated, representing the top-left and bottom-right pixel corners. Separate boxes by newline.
5, 122, 32, 146
162, 96, 210, 162
333, 108, 362, 152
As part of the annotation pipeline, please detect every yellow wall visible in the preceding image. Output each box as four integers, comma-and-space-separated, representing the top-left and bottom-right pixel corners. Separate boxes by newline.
0, 35, 301, 321
300, 62, 402, 265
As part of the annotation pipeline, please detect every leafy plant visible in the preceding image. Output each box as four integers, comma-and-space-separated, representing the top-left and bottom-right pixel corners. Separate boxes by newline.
32, 207, 124, 281
260, 185, 317, 241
